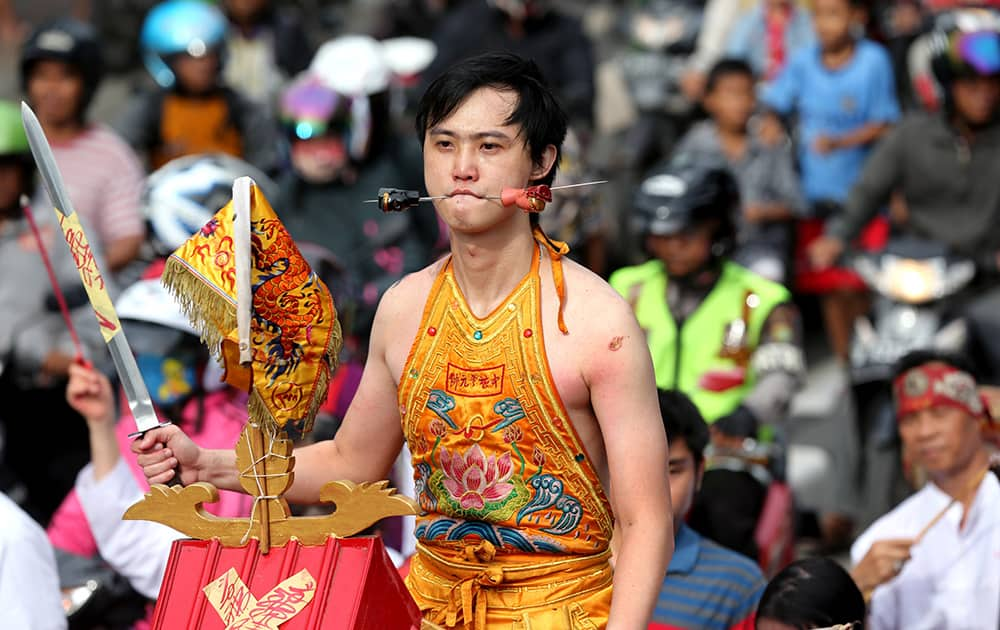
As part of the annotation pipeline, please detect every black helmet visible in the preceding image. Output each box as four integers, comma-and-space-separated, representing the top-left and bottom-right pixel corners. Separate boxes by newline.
20, 18, 104, 114
929, 10, 1000, 88
632, 159, 739, 254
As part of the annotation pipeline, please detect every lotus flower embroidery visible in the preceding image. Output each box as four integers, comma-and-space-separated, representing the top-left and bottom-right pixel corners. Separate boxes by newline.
440, 444, 515, 510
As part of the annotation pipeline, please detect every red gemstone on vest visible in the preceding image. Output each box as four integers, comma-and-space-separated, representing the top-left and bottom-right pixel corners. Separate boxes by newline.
523, 329, 533, 338
427, 327, 437, 336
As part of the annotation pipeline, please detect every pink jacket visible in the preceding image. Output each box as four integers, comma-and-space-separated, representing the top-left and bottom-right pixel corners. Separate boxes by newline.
47, 389, 253, 556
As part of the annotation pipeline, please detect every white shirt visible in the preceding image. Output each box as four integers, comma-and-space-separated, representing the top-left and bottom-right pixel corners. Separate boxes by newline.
851, 473, 1000, 630
0, 492, 67, 630
75, 460, 181, 600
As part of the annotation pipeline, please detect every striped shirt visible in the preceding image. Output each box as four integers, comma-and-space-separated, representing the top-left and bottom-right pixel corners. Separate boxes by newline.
649, 524, 766, 630
40, 125, 145, 248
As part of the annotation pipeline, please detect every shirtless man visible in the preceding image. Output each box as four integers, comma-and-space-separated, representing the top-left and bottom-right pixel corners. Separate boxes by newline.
134, 51, 673, 629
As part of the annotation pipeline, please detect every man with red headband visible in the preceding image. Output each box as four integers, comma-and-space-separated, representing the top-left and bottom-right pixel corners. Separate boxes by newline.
849, 350, 1000, 629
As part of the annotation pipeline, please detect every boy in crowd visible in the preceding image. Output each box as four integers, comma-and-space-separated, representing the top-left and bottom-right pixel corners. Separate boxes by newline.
650, 390, 766, 630
760, 0, 899, 360
674, 58, 805, 284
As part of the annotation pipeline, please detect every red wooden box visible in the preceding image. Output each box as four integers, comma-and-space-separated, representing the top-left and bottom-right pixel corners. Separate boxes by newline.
151, 536, 421, 629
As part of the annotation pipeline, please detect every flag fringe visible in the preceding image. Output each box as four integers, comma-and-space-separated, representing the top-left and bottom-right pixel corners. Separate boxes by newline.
162, 255, 237, 359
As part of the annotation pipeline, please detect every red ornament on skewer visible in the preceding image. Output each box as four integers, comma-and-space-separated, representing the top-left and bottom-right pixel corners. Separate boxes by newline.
501, 184, 553, 213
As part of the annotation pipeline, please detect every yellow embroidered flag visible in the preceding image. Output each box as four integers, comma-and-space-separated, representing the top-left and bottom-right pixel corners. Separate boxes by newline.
162, 183, 341, 435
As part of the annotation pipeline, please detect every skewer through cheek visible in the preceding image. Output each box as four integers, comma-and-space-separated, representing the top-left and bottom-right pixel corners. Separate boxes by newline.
368, 180, 605, 213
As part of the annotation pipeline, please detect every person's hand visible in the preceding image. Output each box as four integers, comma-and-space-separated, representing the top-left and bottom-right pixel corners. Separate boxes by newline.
0, 14, 26, 45
66, 361, 115, 427
808, 236, 845, 269
756, 113, 786, 147
709, 426, 747, 451
42, 350, 75, 378
813, 134, 841, 155
744, 205, 766, 224
680, 70, 707, 103
850, 538, 915, 595
131, 424, 201, 486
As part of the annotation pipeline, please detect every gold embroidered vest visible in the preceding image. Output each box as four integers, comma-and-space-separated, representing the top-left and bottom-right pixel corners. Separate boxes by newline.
398, 235, 613, 555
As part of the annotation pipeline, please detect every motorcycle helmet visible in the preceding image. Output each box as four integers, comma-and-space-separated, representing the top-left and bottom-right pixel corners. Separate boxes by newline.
0, 100, 31, 162
142, 153, 278, 256
279, 73, 368, 159
116, 271, 216, 407
930, 10, 1000, 84
310, 35, 391, 97
140, 0, 229, 89
632, 158, 739, 257
913, 9, 1000, 111
20, 18, 103, 114
0, 100, 33, 203
300, 35, 393, 168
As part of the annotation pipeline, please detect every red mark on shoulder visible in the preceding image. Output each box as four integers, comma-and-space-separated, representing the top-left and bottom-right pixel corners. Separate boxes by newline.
608, 336, 624, 351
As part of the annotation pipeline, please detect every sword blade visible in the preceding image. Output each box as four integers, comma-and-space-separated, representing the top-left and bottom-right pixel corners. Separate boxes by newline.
21, 102, 165, 436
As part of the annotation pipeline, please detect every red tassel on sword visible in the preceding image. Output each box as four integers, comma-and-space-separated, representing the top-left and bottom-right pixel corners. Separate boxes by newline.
19, 194, 91, 369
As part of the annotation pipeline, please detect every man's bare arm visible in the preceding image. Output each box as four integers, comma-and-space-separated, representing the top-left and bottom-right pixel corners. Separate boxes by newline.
135, 286, 407, 502
585, 295, 673, 629
238, 285, 407, 503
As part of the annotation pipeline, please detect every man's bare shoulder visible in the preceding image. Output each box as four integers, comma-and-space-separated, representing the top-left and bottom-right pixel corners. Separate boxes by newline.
375, 257, 447, 322
561, 258, 640, 329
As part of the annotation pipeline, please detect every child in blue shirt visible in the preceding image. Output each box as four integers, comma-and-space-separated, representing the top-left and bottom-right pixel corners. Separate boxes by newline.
760, 0, 899, 361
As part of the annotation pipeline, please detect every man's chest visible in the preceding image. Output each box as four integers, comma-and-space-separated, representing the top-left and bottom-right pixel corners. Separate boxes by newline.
389, 317, 589, 409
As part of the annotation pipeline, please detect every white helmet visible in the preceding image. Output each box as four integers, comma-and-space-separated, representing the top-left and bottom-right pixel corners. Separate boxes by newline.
116, 274, 226, 393
309, 35, 392, 96
381, 37, 437, 80
115, 277, 195, 336
143, 153, 278, 256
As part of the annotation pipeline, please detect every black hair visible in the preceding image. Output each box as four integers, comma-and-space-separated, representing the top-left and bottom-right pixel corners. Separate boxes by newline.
658, 389, 710, 463
892, 349, 979, 384
756, 558, 866, 629
705, 58, 756, 95
414, 51, 567, 187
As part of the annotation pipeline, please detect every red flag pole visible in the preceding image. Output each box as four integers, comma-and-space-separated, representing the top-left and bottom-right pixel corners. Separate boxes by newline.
20, 195, 89, 365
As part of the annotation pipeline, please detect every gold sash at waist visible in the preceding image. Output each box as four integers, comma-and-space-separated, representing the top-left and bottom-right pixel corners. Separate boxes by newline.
407, 541, 613, 629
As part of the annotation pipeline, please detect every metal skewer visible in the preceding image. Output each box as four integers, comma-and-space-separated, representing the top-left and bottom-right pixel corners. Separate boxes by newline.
362, 180, 609, 204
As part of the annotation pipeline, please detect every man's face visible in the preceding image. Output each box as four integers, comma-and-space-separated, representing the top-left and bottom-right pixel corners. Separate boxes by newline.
27, 59, 85, 127
645, 223, 715, 278
224, 0, 269, 23
172, 52, 220, 95
423, 86, 554, 235
290, 136, 348, 183
898, 404, 983, 476
951, 76, 1000, 127
668, 438, 703, 530
704, 73, 755, 133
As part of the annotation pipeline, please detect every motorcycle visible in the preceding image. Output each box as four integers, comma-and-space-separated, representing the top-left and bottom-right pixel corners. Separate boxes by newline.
848, 237, 975, 523
616, 0, 704, 171
57, 550, 150, 630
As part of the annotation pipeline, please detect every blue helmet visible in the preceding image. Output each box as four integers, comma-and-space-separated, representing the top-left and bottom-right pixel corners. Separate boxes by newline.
140, 0, 228, 88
